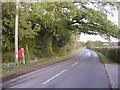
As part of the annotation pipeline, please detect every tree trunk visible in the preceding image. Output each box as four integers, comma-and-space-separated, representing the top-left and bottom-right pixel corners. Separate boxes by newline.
47, 36, 54, 57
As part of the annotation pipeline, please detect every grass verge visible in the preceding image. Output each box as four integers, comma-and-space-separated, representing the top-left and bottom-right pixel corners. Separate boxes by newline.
2, 48, 82, 82
91, 50, 118, 64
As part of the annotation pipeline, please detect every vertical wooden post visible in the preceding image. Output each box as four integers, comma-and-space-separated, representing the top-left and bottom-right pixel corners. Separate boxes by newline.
23, 48, 25, 64
26, 44, 30, 61
15, 1, 19, 63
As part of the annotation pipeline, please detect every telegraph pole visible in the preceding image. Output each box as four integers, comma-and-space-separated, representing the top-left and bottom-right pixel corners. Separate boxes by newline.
15, 0, 19, 63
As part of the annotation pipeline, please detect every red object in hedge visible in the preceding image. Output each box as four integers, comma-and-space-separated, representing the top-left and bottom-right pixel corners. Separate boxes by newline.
18, 48, 24, 58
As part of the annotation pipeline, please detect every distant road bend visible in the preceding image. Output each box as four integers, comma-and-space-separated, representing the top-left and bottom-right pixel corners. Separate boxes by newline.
3, 48, 109, 88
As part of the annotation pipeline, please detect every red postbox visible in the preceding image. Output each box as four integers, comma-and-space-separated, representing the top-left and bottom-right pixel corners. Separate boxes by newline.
18, 48, 24, 58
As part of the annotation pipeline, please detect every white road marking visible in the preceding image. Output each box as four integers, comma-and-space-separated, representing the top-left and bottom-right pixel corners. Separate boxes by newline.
88, 51, 91, 56
42, 70, 66, 84
71, 62, 79, 67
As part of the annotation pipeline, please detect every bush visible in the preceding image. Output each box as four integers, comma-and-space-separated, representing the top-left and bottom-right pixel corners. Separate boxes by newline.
2, 52, 15, 63
91, 47, 120, 63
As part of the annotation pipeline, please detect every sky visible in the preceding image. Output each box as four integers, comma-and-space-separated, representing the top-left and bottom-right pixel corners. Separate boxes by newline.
79, 3, 119, 42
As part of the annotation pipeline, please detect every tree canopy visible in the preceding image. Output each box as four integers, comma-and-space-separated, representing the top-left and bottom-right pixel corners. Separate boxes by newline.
2, 2, 120, 62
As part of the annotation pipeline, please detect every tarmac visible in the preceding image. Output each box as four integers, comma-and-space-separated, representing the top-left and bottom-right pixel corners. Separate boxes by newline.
105, 64, 120, 88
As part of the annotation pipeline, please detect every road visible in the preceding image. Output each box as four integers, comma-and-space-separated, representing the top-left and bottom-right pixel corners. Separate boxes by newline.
3, 48, 109, 88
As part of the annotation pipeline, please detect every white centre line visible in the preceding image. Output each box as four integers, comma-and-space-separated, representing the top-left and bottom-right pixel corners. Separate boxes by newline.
42, 70, 66, 84
71, 62, 79, 67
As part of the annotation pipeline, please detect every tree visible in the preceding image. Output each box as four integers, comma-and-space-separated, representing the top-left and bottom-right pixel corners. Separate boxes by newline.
2, 2, 120, 62
85, 40, 95, 48
2, 2, 16, 52
118, 40, 120, 46
94, 41, 104, 47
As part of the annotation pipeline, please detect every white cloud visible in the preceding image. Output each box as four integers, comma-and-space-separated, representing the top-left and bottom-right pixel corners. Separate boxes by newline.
78, 33, 118, 42
106, 7, 118, 26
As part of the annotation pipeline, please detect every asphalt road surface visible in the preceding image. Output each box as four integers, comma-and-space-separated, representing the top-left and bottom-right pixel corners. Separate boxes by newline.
3, 48, 109, 88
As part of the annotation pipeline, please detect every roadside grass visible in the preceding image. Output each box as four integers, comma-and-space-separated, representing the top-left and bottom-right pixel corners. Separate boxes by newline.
91, 50, 118, 64
2, 48, 82, 77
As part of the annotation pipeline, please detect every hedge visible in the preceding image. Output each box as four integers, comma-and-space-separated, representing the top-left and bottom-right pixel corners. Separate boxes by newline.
90, 47, 120, 63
